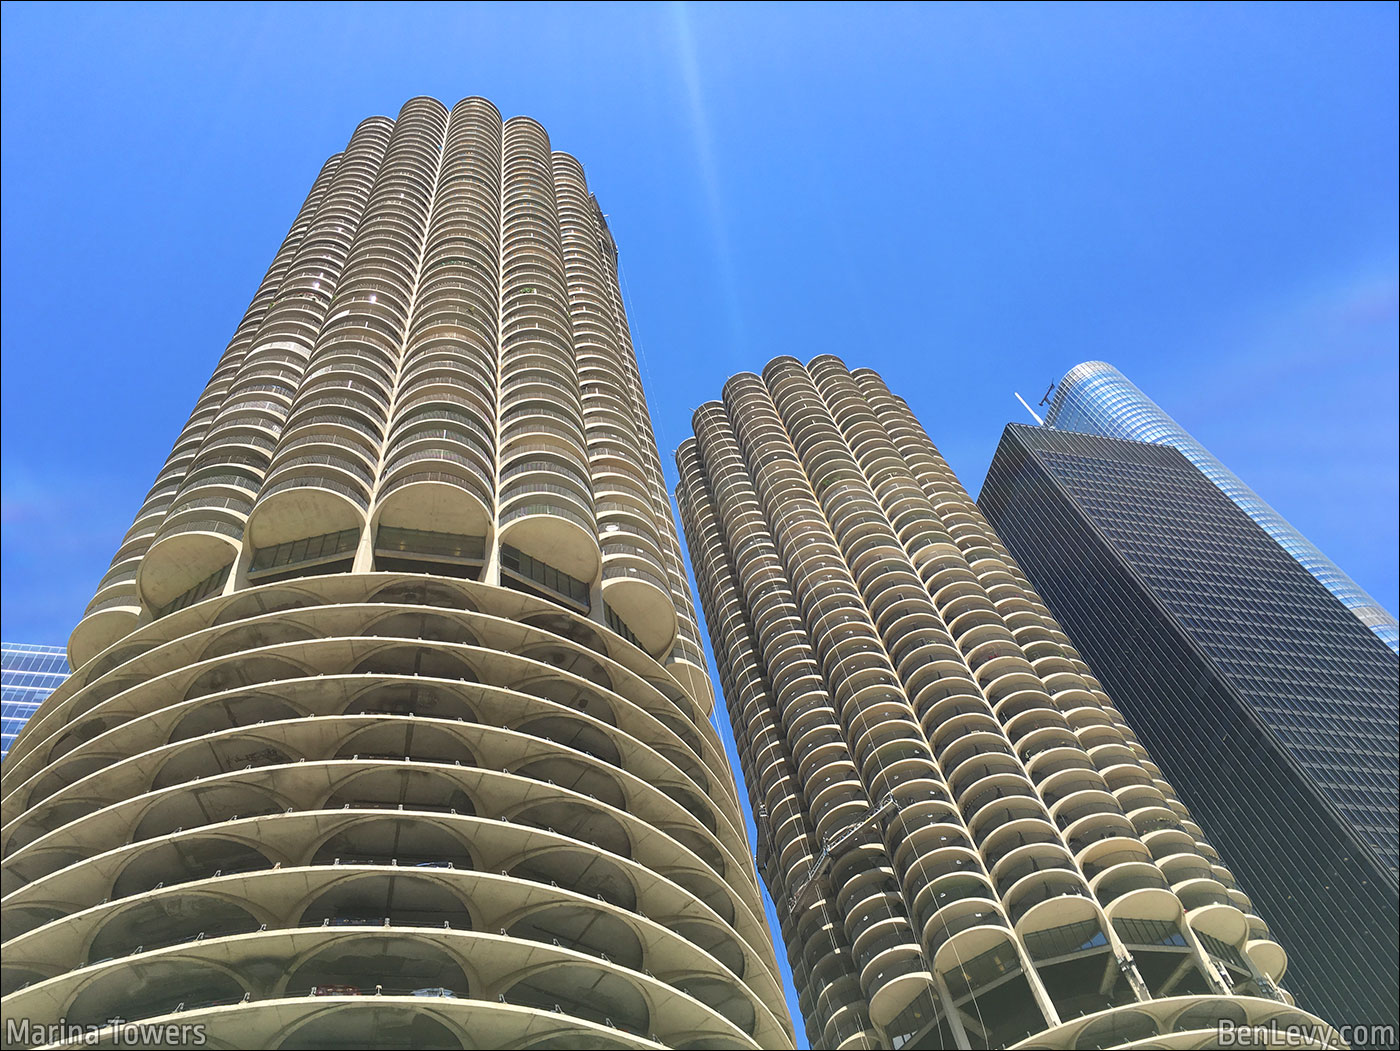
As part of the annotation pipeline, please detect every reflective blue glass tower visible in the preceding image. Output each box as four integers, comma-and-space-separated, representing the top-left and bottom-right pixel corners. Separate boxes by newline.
1044, 361, 1398, 653
1, 643, 68, 760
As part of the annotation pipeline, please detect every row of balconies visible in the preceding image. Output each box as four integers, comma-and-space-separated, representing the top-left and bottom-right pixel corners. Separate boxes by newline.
676, 452, 892, 1049
686, 366, 1299, 1041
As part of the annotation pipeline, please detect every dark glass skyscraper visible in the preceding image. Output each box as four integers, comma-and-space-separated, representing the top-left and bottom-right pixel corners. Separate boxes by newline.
978, 423, 1400, 1030
1043, 361, 1399, 653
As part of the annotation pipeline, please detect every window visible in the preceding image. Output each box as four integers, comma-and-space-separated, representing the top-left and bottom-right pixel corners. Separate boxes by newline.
500, 544, 589, 608
249, 528, 359, 579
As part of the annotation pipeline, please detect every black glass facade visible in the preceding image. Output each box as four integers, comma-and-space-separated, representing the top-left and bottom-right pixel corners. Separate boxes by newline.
978, 424, 1399, 1031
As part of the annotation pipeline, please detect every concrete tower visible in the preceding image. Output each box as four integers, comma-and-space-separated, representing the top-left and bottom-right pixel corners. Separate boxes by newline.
1, 97, 792, 1051
675, 356, 1337, 1050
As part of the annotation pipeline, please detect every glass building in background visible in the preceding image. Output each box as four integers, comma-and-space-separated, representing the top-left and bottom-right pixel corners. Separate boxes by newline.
676, 357, 1337, 1050
1043, 360, 1399, 653
1, 643, 68, 760
979, 423, 1399, 1031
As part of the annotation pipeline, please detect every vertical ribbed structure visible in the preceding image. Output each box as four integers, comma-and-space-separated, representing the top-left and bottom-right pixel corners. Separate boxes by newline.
676, 356, 1338, 1050
2, 98, 792, 1051
78, 152, 346, 628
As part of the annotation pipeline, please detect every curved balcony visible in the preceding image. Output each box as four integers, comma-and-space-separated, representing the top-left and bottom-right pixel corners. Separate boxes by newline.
246, 471, 370, 552
384, 425, 493, 481
373, 462, 494, 542
1003, 866, 1092, 926
391, 397, 494, 451
3, 568, 782, 1048
981, 819, 1065, 875
601, 554, 679, 658
928, 903, 1013, 972
1186, 901, 1251, 956
1245, 937, 1288, 984
500, 404, 589, 460
1156, 851, 1218, 889
2, 926, 771, 1048
865, 958, 934, 1029
68, 603, 143, 672
398, 355, 496, 401
1098, 868, 1179, 927
137, 521, 240, 616
1175, 876, 1233, 912
497, 491, 602, 585
909, 871, 1000, 938
1013, 995, 1338, 1050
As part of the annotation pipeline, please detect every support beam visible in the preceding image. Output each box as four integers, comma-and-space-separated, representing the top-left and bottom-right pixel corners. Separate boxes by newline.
1160, 954, 1199, 996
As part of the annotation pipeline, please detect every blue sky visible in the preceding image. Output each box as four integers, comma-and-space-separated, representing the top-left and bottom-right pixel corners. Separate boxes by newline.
2, 1, 1396, 1039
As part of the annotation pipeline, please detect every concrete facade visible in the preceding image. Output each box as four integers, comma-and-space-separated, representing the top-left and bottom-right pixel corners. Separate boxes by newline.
674, 357, 1337, 1050
1, 97, 792, 1051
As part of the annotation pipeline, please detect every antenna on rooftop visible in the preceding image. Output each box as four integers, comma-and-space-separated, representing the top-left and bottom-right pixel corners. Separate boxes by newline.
1038, 382, 1056, 406
1014, 392, 1044, 425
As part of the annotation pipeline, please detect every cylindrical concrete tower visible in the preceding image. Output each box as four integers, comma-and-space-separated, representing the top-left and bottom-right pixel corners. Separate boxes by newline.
675, 356, 1339, 1050
0, 98, 791, 1051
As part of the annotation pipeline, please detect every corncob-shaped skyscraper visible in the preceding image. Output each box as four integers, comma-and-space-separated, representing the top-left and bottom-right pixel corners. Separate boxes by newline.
2, 98, 793, 1051
676, 356, 1336, 1050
